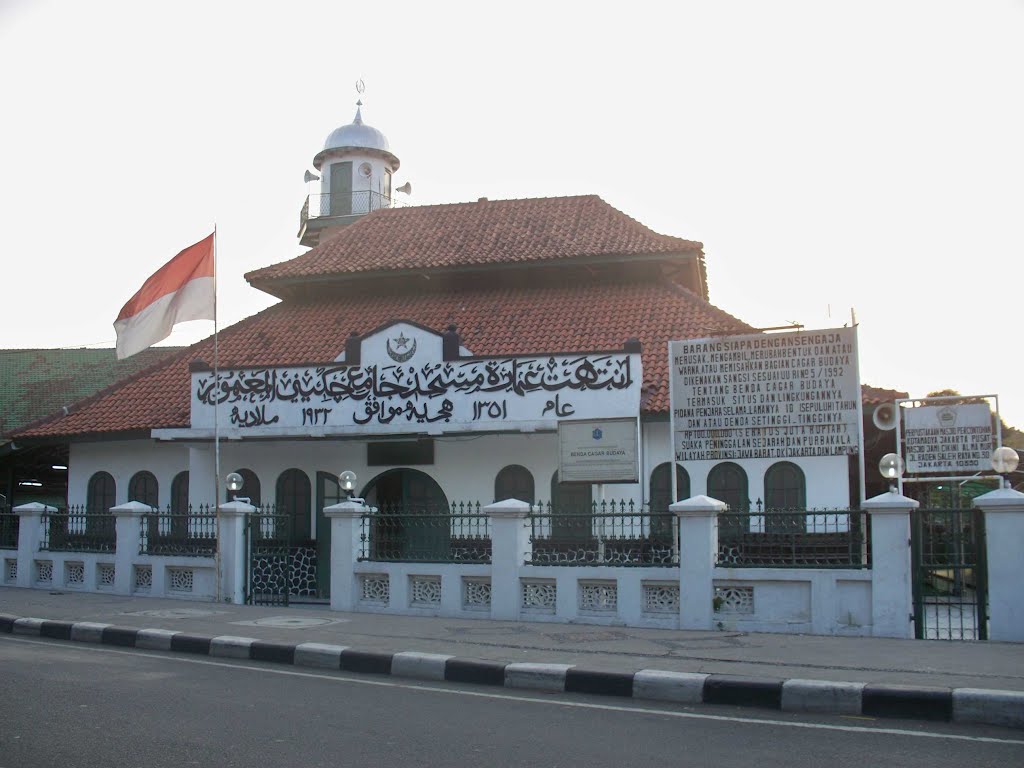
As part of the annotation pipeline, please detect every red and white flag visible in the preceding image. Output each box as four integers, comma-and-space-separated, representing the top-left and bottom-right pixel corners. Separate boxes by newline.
114, 232, 215, 359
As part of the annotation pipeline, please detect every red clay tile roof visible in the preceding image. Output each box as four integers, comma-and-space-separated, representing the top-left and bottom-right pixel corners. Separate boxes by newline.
861, 385, 909, 406
15, 280, 749, 439
247, 195, 702, 287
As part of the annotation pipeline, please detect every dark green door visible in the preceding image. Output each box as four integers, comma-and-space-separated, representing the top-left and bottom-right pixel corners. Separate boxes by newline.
365, 469, 448, 561
329, 162, 352, 216
316, 472, 344, 599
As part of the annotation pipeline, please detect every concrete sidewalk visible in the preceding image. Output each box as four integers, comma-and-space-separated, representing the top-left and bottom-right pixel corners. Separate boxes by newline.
3, 586, 1024, 727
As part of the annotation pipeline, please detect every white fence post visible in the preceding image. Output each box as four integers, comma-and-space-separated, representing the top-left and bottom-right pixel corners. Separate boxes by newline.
485, 499, 532, 621
671, 495, 725, 630
863, 490, 917, 638
218, 500, 255, 605
13, 503, 51, 588
972, 486, 1024, 641
325, 500, 368, 612
110, 501, 151, 595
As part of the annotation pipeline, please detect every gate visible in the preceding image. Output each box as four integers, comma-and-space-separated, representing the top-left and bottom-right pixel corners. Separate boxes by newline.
911, 508, 988, 640
245, 508, 293, 607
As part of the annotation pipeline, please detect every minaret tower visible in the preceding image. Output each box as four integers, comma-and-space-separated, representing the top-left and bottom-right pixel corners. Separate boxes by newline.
298, 81, 403, 248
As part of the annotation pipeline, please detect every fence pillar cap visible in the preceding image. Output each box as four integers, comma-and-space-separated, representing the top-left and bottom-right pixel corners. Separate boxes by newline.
484, 498, 532, 518
13, 502, 56, 516
324, 500, 370, 518
862, 490, 919, 513
110, 500, 155, 516
670, 495, 727, 517
218, 500, 256, 516
972, 486, 1024, 511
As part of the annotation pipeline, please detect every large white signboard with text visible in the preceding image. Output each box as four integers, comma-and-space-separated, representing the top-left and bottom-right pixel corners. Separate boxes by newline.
190, 353, 642, 437
904, 403, 993, 473
670, 327, 861, 461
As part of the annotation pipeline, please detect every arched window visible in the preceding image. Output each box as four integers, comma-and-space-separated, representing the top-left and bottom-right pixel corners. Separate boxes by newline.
277, 468, 311, 541
170, 472, 190, 514
649, 463, 690, 513
86, 471, 116, 537
128, 471, 158, 508
170, 471, 189, 537
707, 462, 749, 511
649, 463, 689, 541
550, 471, 592, 541
87, 472, 116, 514
764, 462, 806, 509
764, 462, 806, 534
494, 465, 535, 504
226, 468, 261, 506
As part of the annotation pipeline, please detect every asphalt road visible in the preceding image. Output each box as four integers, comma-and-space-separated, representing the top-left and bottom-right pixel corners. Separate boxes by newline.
1, 635, 1022, 768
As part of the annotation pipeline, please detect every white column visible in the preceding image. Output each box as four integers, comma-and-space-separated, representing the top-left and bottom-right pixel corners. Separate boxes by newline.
973, 487, 1024, 641
485, 499, 532, 621
110, 501, 151, 595
324, 500, 368, 612
13, 503, 51, 588
671, 495, 725, 630
218, 500, 255, 605
187, 445, 217, 511
863, 490, 917, 639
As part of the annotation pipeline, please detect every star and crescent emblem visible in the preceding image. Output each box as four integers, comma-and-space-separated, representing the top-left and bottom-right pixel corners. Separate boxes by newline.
386, 332, 417, 362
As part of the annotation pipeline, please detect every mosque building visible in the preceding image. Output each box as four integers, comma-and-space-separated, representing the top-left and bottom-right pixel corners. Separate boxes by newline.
9, 96, 862, 601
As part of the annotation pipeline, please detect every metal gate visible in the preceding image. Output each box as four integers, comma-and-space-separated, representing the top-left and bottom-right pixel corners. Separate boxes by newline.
911, 508, 988, 640
245, 508, 293, 607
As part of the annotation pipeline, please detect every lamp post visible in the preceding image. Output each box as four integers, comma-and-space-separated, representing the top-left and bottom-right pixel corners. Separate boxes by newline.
879, 452, 904, 494
339, 470, 359, 501
991, 446, 1020, 490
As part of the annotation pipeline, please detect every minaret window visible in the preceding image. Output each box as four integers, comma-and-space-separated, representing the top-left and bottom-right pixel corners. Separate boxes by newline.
329, 162, 352, 216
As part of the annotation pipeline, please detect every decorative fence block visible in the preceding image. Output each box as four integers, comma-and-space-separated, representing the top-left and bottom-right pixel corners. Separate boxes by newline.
133, 564, 153, 593
65, 561, 85, 586
4, 558, 16, 584
462, 577, 491, 610
35, 560, 53, 585
168, 568, 195, 593
409, 575, 442, 607
97, 563, 116, 589
521, 579, 557, 613
714, 585, 755, 614
579, 581, 618, 613
642, 581, 680, 614
360, 574, 390, 604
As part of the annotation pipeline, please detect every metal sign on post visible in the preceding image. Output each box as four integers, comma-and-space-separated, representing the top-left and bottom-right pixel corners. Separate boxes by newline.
558, 417, 639, 483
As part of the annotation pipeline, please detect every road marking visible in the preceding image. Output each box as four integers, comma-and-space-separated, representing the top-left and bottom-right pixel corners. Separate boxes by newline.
4, 635, 1023, 746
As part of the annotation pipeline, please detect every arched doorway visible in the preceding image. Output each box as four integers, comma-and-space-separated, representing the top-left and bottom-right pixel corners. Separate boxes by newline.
362, 468, 448, 560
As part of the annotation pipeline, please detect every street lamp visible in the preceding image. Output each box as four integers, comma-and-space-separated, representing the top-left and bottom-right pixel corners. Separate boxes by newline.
339, 470, 359, 501
991, 446, 1020, 489
225, 472, 249, 504
879, 452, 904, 493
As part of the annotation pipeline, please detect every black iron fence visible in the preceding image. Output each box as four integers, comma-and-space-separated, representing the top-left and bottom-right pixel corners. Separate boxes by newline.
41, 506, 116, 553
716, 508, 870, 568
359, 501, 491, 563
140, 505, 218, 557
527, 500, 677, 567
0, 505, 17, 549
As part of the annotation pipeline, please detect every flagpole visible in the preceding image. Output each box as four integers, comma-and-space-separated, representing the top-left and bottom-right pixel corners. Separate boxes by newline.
213, 224, 223, 603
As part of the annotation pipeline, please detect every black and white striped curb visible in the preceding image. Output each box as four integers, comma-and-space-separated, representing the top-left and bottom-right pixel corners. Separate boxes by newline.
3, 613, 1022, 729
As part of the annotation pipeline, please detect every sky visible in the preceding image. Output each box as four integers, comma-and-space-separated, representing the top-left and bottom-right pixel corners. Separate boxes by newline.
0, 0, 1021, 427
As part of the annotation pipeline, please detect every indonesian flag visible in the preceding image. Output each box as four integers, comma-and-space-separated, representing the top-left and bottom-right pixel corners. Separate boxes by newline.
114, 232, 215, 359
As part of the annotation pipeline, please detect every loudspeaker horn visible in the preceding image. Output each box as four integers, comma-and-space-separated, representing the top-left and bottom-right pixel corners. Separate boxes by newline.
872, 403, 898, 431
396, 181, 412, 195
303, 170, 320, 183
